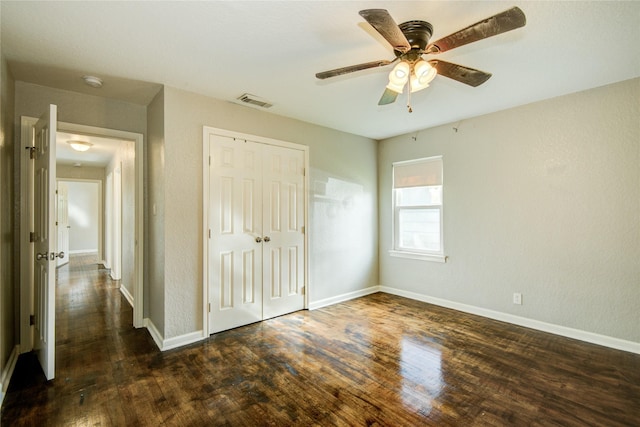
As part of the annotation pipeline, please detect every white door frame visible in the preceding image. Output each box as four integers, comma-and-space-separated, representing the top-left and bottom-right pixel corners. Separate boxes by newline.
202, 126, 310, 337
20, 117, 145, 352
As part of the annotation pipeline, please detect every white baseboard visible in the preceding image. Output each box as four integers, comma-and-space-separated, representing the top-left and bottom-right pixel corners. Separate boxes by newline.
0, 345, 20, 405
162, 331, 205, 351
309, 285, 381, 310
69, 249, 99, 255
120, 285, 134, 308
143, 318, 205, 352
144, 318, 164, 350
380, 286, 640, 355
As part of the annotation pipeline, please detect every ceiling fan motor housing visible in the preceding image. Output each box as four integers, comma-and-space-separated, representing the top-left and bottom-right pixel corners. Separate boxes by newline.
398, 20, 434, 53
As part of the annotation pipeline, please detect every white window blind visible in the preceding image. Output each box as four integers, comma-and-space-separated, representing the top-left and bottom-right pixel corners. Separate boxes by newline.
393, 157, 442, 189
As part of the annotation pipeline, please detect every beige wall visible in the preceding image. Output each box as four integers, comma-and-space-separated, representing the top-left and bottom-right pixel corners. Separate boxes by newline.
1, 44, 17, 392
150, 86, 379, 339
107, 141, 136, 300
378, 78, 640, 343
15, 81, 147, 135
146, 89, 165, 334
57, 165, 106, 182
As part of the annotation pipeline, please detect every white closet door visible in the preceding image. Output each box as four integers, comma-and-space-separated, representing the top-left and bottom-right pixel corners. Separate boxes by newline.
209, 136, 264, 333
261, 144, 305, 319
208, 134, 306, 333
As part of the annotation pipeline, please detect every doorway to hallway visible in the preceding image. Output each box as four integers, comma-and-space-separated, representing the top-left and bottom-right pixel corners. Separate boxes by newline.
19, 114, 145, 380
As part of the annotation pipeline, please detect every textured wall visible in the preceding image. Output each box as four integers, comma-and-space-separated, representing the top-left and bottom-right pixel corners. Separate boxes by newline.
103, 141, 136, 298
146, 89, 165, 335
1, 42, 17, 384
378, 78, 640, 343
118, 141, 136, 300
15, 81, 146, 135
160, 86, 378, 339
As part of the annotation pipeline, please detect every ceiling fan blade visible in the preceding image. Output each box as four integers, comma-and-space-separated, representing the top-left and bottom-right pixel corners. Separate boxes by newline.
378, 88, 399, 105
429, 60, 492, 87
315, 59, 393, 79
359, 9, 411, 53
426, 7, 526, 54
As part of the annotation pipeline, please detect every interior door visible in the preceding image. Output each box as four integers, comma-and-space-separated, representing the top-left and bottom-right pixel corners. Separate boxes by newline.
56, 181, 69, 267
209, 136, 264, 333
261, 144, 305, 319
33, 104, 57, 380
208, 135, 306, 333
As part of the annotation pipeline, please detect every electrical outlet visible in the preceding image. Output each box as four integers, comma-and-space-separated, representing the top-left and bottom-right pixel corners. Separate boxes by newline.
513, 292, 522, 305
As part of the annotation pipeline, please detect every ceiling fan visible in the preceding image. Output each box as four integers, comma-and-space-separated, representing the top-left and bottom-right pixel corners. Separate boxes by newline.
316, 7, 526, 111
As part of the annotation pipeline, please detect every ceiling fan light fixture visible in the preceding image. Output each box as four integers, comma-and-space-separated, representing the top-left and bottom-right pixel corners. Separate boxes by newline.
414, 60, 437, 84
410, 61, 437, 93
68, 140, 93, 152
389, 61, 410, 83
387, 61, 410, 93
386, 80, 405, 94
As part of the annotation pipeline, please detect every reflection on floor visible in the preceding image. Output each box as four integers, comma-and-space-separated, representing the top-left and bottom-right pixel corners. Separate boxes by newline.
2, 254, 639, 425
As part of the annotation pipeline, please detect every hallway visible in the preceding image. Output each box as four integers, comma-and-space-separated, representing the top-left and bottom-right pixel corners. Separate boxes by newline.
2, 254, 155, 424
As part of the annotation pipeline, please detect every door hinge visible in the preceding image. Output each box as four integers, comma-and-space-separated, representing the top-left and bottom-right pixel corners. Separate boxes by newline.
209, 156, 211, 166
26, 146, 36, 159
208, 229, 211, 239
29, 232, 36, 242
30, 315, 35, 326
301, 226, 305, 234
208, 303, 211, 313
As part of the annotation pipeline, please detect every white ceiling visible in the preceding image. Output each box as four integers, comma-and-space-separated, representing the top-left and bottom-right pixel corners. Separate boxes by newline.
57, 132, 124, 167
2, 1, 639, 140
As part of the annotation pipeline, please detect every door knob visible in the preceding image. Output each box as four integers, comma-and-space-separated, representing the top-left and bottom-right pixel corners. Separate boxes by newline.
55, 252, 65, 259
263, 236, 271, 242
255, 236, 262, 243
36, 252, 48, 261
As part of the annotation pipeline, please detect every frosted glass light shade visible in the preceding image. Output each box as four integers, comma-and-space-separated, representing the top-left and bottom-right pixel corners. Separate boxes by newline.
387, 61, 410, 93
68, 140, 93, 152
411, 60, 437, 92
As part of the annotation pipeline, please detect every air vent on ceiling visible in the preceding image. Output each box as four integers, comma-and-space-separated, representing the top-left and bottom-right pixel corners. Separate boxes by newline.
236, 93, 273, 109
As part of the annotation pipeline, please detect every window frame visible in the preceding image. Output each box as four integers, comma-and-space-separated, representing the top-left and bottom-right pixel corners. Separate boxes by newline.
390, 156, 447, 263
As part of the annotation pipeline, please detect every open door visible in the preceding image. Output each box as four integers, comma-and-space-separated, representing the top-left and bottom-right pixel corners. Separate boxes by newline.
33, 104, 58, 380
56, 181, 69, 268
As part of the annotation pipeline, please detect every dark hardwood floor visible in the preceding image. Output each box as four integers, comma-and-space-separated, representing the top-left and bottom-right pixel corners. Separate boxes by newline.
2, 254, 639, 426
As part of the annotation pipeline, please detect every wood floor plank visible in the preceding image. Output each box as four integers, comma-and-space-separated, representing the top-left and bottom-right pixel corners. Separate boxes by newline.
2, 254, 639, 426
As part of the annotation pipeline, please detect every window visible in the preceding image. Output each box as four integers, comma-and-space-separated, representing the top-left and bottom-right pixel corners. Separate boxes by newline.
391, 156, 446, 262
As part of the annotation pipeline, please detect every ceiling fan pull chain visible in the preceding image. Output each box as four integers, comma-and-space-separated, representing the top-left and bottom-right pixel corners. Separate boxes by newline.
407, 81, 413, 113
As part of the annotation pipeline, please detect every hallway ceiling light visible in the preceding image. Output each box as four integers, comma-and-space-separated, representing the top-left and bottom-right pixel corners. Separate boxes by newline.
82, 75, 103, 88
68, 140, 93, 152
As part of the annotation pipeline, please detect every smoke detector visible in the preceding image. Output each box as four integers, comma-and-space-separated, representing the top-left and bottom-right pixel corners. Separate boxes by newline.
236, 93, 273, 109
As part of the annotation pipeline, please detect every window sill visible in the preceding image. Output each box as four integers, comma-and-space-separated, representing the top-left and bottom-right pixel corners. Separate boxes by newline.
389, 250, 447, 263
